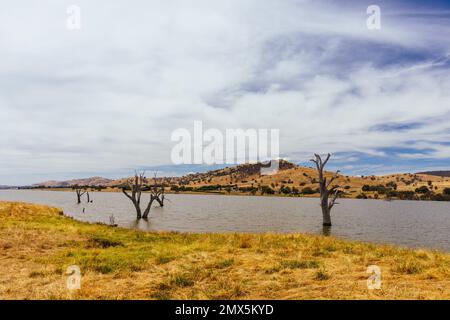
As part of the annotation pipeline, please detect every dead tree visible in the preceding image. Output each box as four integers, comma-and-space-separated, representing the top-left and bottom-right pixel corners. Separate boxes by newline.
74, 186, 86, 204
142, 174, 166, 219
310, 153, 341, 226
153, 173, 165, 206
122, 171, 160, 219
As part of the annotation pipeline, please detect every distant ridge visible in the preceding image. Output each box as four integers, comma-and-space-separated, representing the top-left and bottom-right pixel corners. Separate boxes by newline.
33, 177, 113, 188
0, 185, 16, 189
416, 170, 450, 177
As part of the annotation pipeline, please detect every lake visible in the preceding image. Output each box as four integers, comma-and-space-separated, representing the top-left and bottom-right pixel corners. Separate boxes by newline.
0, 190, 449, 251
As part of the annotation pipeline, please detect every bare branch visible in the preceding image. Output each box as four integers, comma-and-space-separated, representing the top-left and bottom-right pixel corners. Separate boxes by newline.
122, 188, 133, 201
326, 170, 340, 188
328, 189, 339, 210
322, 153, 331, 167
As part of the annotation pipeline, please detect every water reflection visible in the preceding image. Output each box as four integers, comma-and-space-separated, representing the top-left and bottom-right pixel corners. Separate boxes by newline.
129, 218, 152, 230
322, 225, 332, 236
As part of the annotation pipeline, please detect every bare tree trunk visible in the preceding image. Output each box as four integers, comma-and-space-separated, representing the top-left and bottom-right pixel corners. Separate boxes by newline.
310, 153, 340, 226
151, 174, 165, 207
75, 188, 86, 204
122, 189, 142, 219
122, 172, 145, 220
86, 191, 90, 203
156, 194, 164, 207
133, 201, 142, 219
321, 196, 331, 226
142, 195, 157, 219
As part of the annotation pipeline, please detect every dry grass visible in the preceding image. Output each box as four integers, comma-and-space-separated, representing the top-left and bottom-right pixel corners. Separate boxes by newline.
0, 201, 449, 300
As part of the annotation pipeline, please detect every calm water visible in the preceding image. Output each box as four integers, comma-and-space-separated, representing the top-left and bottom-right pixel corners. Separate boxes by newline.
1, 190, 449, 251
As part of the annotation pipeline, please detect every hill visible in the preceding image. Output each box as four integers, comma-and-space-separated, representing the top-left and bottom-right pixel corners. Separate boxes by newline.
416, 170, 450, 177
163, 161, 450, 199
106, 160, 450, 200
33, 160, 450, 200
33, 177, 113, 188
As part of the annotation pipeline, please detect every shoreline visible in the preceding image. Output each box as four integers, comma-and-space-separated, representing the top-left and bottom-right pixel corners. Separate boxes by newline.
7, 187, 450, 202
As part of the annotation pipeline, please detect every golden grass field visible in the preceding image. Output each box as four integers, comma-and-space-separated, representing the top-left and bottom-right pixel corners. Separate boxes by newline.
0, 201, 449, 300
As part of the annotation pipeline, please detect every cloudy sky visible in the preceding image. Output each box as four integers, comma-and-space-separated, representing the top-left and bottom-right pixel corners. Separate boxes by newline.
1, 0, 450, 185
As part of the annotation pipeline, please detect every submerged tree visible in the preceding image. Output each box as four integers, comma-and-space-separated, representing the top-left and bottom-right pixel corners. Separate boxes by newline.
122, 171, 152, 219
152, 174, 166, 206
142, 174, 166, 219
310, 153, 341, 226
74, 186, 86, 204
122, 171, 166, 220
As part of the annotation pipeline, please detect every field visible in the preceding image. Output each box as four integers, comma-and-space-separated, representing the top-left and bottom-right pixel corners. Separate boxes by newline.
0, 201, 449, 299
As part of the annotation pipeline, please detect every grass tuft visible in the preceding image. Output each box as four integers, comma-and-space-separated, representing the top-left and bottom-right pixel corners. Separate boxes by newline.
87, 236, 124, 248
393, 260, 424, 274
314, 269, 330, 281
169, 273, 195, 287
280, 259, 320, 269
212, 258, 234, 269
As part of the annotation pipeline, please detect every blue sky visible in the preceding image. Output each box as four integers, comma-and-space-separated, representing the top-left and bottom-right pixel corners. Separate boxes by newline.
1, 0, 450, 185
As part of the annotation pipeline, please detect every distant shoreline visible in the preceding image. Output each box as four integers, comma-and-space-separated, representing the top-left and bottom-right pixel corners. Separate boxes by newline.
7, 187, 450, 202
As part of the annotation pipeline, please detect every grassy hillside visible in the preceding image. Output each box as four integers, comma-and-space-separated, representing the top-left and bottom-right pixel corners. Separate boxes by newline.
1, 202, 449, 299
32, 160, 450, 200
150, 161, 450, 200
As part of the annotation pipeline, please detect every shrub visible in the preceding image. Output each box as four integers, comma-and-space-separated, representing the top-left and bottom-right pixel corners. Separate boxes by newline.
415, 186, 429, 194
386, 190, 417, 200
430, 193, 450, 201
261, 186, 275, 195
386, 181, 397, 190
87, 236, 123, 248
301, 187, 317, 195
314, 269, 330, 280
238, 186, 258, 193
280, 185, 291, 194
195, 185, 222, 191
362, 184, 390, 193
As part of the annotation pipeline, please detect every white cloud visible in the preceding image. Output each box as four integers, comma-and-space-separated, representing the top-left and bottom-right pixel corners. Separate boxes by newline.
1, 0, 450, 184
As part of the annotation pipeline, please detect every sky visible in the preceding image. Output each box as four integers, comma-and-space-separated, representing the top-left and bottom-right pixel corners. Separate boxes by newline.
1, 0, 450, 185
